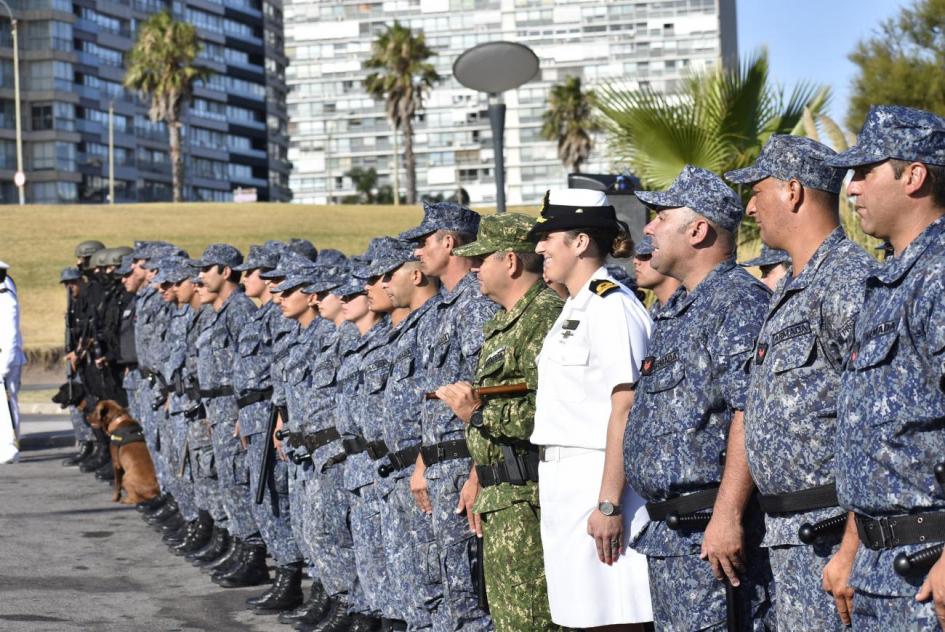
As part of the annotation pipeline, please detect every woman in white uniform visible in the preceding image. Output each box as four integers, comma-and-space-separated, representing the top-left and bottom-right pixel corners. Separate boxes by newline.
529, 189, 653, 629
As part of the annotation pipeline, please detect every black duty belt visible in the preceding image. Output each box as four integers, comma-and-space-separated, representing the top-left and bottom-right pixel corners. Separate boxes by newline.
342, 436, 390, 460
304, 427, 341, 453
237, 387, 273, 409
378, 445, 421, 478
199, 386, 235, 399
420, 439, 470, 467
110, 424, 146, 446
476, 449, 540, 488
283, 431, 304, 449
855, 511, 945, 550
646, 487, 720, 522
758, 483, 838, 514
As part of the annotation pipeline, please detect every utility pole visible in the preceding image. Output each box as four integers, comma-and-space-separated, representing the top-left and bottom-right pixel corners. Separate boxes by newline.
0, 1, 24, 205
108, 102, 114, 204
391, 128, 400, 207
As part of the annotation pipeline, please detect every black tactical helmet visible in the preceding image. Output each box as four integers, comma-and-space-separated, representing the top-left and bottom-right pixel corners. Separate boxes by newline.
75, 240, 106, 258
89, 248, 112, 269
105, 246, 132, 267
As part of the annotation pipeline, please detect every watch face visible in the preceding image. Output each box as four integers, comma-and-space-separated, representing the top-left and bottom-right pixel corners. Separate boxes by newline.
599, 501, 615, 516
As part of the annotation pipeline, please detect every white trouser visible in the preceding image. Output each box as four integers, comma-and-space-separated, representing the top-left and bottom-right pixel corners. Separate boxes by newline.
0, 362, 22, 461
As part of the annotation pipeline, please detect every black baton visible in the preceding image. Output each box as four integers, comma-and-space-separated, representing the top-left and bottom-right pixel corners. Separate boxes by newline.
798, 513, 848, 545
725, 579, 741, 632
254, 403, 279, 505
666, 511, 712, 531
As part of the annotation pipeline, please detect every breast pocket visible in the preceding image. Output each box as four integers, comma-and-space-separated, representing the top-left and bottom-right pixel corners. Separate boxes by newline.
430, 334, 451, 368
852, 330, 898, 371
769, 333, 817, 374
312, 361, 337, 388
642, 361, 685, 394
391, 353, 414, 382
546, 343, 590, 402
363, 361, 389, 394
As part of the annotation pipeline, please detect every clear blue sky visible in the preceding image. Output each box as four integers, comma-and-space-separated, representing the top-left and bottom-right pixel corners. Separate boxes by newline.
736, 0, 909, 126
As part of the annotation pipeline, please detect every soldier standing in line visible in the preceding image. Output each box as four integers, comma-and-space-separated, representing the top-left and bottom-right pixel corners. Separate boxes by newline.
626, 166, 773, 630
379, 242, 443, 632
631, 236, 680, 317
725, 135, 875, 629
435, 213, 564, 631
403, 202, 498, 631
58, 266, 95, 467
737, 245, 791, 292
827, 106, 945, 627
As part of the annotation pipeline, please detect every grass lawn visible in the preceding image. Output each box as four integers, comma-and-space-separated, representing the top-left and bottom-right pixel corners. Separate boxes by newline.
4, 202, 536, 353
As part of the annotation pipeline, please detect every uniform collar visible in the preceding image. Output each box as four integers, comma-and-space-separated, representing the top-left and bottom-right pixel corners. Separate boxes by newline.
484, 280, 546, 336
662, 259, 737, 318
770, 227, 846, 308
392, 293, 438, 338
872, 215, 945, 285
440, 272, 478, 306
568, 266, 611, 311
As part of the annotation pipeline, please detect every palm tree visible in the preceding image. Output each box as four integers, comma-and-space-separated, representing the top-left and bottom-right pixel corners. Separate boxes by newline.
595, 51, 828, 244
124, 11, 209, 202
541, 76, 600, 173
364, 22, 440, 205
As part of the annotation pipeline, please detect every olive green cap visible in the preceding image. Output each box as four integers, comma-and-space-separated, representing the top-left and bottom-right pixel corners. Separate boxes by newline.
453, 213, 537, 257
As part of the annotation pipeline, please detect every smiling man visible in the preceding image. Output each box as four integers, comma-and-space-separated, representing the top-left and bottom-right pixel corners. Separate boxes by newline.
724, 134, 876, 630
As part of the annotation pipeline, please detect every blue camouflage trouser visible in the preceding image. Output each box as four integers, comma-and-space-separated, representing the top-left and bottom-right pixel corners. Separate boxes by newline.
381, 473, 439, 628
306, 462, 358, 599
209, 417, 259, 540
287, 459, 315, 574
247, 432, 302, 566
852, 590, 938, 630
70, 407, 93, 442
768, 543, 844, 630
647, 551, 772, 631
189, 418, 226, 524
349, 481, 390, 616
136, 380, 171, 491
426, 459, 492, 632
164, 411, 198, 522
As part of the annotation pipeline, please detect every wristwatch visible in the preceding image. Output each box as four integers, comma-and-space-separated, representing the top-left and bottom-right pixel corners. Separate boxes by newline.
469, 408, 484, 428
598, 500, 622, 516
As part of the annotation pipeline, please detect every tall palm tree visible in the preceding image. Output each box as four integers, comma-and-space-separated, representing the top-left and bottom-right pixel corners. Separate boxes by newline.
595, 51, 828, 243
541, 76, 600, 173
124, 11, 209, 202
364, 22, 440, 205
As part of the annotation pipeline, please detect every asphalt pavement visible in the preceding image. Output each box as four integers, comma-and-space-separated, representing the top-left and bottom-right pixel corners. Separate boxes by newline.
0, 416, 294, 632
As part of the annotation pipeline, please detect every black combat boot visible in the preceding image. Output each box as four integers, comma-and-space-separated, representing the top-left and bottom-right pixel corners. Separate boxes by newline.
251, 563, 303, 613
189, 526, 230, 565
215, 541, 270, 588
172, 512, 213, 555
94, 460, 115, 481
279, 581, 330, 625
207, 538, 244, 575
303, 598, 352, 632
136, 494, 166, 513
62, 441, 94, 467
381, 619, 407, 631
161, 515, 188, 545
78, 441, 108, 472
145, 500, 179, 526
348, 614, 382, 632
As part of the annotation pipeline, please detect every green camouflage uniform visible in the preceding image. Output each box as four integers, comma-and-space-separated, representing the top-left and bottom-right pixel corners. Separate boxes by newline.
455, 213, 565, 632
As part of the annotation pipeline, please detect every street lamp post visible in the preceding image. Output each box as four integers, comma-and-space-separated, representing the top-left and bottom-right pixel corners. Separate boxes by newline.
0, 1, 23, 205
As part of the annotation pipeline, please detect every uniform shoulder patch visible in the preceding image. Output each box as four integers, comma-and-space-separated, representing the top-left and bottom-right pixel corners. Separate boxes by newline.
589, 279, 620, 298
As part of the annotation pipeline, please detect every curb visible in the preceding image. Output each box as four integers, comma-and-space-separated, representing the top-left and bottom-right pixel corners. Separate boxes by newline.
21, 430, 75, 450
19, 403, 68, 416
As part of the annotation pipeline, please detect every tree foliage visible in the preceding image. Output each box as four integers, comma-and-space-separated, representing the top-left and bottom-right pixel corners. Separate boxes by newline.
124, 11, 209, 203
541, 76, 600, 173
364, 22, 440, 205
847, 0, 945, 131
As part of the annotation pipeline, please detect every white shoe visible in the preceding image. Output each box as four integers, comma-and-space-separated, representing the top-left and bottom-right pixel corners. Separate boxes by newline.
0, 447, 19, 464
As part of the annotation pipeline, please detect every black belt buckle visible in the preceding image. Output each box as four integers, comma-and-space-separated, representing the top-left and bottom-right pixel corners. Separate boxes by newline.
861, 515, 900, 550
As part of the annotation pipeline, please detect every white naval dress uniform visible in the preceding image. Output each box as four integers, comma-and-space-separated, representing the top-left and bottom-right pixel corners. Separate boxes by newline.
532, 266, 654, 627
0, 272, 25, 464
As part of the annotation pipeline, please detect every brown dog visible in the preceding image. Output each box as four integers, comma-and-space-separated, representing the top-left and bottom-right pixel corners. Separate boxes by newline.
91, 401, 160, 504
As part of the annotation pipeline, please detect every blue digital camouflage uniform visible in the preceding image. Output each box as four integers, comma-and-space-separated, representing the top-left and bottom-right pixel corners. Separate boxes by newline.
419, 272, 498, 631
626, 261, 773, 631
742, 229, 874, 629
134, 280, 172, 490
195, 245, 260, 542
723, 133, 878, 629
336, 315, 393, 617
238, 298, 303, 567
380, 294, 443, 629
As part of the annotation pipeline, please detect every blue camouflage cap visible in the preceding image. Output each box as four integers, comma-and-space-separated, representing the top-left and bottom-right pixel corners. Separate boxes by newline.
400, 201, 481, 241
634, 235, 655, 256
316, 249, 348, 268
303, 263, 350, 294
826, 105, 945, 168
635, 165, 744, 232
725, 134, 846, 194
234, 244, 281, 272
115, 255, 134, 277
271, 260, 321, 293
285, 238, 318, 262
364, 238, 418, 278
352, 237, 399, 279
335, 275, 366, 298
262, 250, 314, 280
195, 243, 243, 269
131, 240, 177, 260
59, 267, 82, 283
739, 244, 791, 268
154, 261, 192, 284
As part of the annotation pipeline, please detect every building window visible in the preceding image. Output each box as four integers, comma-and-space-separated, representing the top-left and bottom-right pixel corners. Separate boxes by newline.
31, 105, 53, 131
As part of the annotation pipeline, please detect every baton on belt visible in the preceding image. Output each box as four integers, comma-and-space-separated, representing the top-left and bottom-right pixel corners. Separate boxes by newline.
798, 513, 848, 545
424, 382, 529, 400
893, 463, 945, 576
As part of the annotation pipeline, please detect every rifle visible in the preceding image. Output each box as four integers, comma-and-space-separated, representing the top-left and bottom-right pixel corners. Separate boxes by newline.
65, 291, 75, 402
424, 382, 529, 401
254, 403, 280, 505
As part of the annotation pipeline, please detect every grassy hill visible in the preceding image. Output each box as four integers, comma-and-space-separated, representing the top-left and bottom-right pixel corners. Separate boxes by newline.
4, 202, 535, 353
